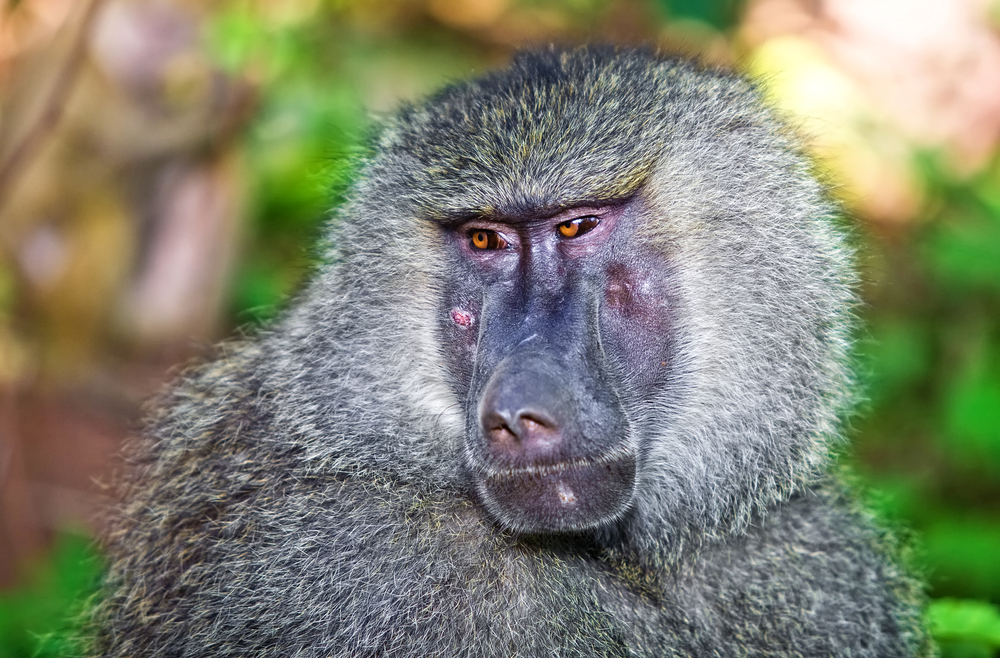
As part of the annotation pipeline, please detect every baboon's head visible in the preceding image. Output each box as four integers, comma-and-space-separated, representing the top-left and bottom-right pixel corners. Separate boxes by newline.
309, 47, 855, 541
446, 199, 663, 532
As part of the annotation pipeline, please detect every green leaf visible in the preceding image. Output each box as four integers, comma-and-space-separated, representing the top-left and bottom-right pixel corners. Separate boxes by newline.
924, 519, 1000, 601
925, 204, 1000, 293
0, 533, 102, 658
930, 598, 1000, 646
862, 319, 932, 405
943, 346, 1000, 467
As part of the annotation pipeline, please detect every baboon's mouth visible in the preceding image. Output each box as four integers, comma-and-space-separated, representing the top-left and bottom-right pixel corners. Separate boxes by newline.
475, 452, 637, 533
477, 446, 633, 478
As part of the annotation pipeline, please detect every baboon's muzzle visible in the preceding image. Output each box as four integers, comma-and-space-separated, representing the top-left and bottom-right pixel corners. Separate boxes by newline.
466, 286, 637, 533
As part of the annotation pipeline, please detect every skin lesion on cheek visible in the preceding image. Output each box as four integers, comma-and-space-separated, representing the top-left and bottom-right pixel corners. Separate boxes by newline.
602, 264, 673, 392
451, 308, 475, 329
604, 263, 641, 312
605, 280, 633, 311
441, 305, 481, 399
603, 258, 671, 320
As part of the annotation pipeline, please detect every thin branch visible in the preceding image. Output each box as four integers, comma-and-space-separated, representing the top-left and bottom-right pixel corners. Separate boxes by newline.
0, 0, 105, 214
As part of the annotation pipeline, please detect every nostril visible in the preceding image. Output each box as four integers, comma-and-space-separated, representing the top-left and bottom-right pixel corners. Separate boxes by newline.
484, 409, 563, 462
517, 414, 559, 450
520, 415, 547, 432
487, 422, 519, 449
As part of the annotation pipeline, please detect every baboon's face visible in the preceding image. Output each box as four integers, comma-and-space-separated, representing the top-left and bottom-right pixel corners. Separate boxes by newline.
440, 195, 675, 533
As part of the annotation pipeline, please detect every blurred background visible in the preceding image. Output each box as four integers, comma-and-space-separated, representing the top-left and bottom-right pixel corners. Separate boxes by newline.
1, 0, 999, 655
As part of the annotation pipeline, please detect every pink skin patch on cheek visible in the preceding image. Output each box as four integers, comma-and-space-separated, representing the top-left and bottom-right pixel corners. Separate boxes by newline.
451, 309, 474, 329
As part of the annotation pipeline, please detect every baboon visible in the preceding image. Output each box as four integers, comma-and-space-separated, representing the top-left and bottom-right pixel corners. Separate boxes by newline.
88, 47, 931, 657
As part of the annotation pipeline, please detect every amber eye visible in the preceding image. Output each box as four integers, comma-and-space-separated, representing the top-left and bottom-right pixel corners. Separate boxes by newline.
557, 216, 599, 238
470, 229, 508, 250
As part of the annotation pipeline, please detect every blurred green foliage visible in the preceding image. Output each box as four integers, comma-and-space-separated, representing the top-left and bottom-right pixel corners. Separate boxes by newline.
930, 598, 1000, 658
206, 4, 491, 323
0, 534, 101, 658
655, 0, 743, 29
208, 7, 368, 322
856, 156, 1000, 656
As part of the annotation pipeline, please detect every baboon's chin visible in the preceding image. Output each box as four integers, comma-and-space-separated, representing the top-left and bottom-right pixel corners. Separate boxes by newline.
475, 453, 637, 533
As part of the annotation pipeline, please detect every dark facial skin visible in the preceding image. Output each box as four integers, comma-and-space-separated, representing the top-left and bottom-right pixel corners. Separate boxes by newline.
439, 197, 674, 533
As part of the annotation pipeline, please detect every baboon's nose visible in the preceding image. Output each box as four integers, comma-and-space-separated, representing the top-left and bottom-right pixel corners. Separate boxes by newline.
479, 361, 570, 465
483, 408, 563, 462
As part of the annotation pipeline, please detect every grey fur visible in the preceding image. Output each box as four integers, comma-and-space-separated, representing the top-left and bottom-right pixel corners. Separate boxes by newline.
87, 47, 931, 657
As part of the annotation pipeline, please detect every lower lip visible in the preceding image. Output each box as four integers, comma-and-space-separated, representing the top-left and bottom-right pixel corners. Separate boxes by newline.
478, 454, 637, 533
